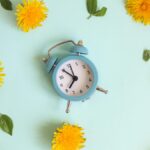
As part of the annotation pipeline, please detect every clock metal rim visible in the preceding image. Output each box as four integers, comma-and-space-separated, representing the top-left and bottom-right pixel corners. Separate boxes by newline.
52, 55, 98, 101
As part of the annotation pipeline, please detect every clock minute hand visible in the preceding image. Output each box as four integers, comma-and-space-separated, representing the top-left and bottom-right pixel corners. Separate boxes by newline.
62, 69, 73, 77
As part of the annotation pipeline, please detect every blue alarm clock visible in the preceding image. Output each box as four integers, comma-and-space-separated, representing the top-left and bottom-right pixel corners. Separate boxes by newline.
43, 40, 107, 113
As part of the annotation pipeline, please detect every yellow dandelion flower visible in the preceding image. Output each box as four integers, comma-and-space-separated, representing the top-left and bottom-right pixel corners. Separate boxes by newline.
16, 0, 48, 32
125, 0, 150, 25
0, 62, 6, 87
52, 123, 86, 150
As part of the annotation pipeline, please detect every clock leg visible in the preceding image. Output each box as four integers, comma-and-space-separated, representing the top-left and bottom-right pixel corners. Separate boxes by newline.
66, 100, 71, 113
96, 86, 108, 94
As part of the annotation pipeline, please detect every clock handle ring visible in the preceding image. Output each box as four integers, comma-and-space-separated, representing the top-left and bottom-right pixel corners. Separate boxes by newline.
48, 40, 77, 57
42, 40, 83, 63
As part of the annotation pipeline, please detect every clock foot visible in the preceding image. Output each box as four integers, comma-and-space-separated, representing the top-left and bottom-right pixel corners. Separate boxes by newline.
66, 100, 71, 113
96, 86, 108, 94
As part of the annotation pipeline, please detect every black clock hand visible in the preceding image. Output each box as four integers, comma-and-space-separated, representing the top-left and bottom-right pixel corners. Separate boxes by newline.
69, 80, 75, 89
62, 69, 73, 77
69, 64, 74, 76
69, 76, 78, 89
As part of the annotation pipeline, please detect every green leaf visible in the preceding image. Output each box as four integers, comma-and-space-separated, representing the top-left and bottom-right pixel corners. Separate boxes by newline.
93, 7, 107, 16
0, 114, 13, 135
0, 0, 13, 10
143, 49, 150, 61
86, 0, 97, 14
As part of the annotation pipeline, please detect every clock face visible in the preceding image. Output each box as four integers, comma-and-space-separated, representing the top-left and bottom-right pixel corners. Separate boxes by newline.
56, 59, 94, 96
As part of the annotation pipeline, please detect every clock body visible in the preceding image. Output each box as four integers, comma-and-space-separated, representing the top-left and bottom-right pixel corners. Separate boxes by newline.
51, 55, 98, 101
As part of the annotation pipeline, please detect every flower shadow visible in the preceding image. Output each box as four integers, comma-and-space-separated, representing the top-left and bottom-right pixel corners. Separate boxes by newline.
37, 120, 62, 147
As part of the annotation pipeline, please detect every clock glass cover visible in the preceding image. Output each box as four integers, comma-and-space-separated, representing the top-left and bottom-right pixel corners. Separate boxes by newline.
56, 59, 94, 96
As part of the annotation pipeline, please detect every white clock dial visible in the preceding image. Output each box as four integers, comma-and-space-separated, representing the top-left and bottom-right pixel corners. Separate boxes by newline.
56, 59, 94, 96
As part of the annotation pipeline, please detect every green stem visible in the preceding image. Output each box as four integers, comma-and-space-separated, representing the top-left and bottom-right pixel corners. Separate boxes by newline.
87, 15, 92, 19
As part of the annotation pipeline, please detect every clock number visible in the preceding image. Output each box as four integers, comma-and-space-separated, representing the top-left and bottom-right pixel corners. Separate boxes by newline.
80, 90, 83, 94
87, 70, 91, 74
59, 75, 64, 80
60, 83, 63, 87
65, 89, 69, 93
67, 64, 71, 68
72, 91, 75, 95
86, 85, 89, 89
82, 65, 86, 69
75, 62, 78, 66
89, 78, 92, 82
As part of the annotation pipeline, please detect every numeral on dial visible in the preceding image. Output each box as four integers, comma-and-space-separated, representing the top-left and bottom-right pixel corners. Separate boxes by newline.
67, 64, 71, 68
75, 62, 78, 66
86, 85, 89, 89
89, 78, 92, 82
72, 91, 75, 95
87, 70, 90, 74
80, 90, 83, 94
65, 89, 68, 93
60, 83, 63, 87
82, 65, 86, 69
59, 75, 64, 80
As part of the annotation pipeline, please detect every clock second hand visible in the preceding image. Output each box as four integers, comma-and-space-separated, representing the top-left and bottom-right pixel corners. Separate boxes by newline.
69, 64, 74, 76
68, 64, 76, 88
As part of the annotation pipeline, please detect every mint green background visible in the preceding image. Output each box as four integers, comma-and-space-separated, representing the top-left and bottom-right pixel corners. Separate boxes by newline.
0, 0, 150, 150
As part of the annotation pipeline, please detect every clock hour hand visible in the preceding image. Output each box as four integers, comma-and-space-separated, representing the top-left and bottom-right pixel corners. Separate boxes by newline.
69, 80, 75, 89
62, 69, 73, 77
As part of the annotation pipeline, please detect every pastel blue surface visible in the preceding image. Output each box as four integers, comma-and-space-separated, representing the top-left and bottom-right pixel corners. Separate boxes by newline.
51, 55, 98, 101
0, 0, 150, 150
